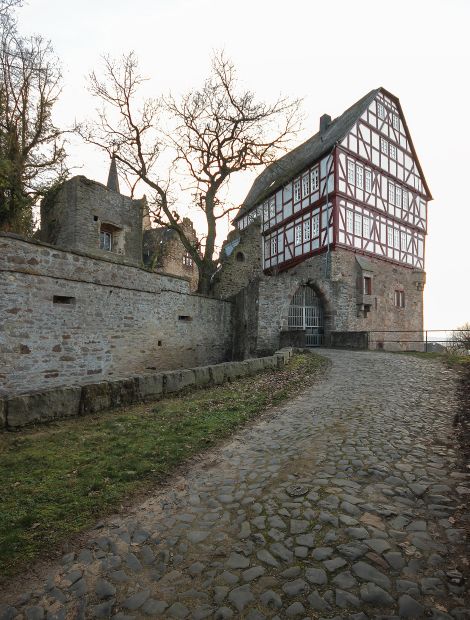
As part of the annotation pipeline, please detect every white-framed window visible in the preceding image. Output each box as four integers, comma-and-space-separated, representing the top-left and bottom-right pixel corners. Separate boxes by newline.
400, 231, 406, 251
392, 114, 399, 130
378, 103, 385, 119
263, 202, 269, 222
293, 178, 301, 202
303, 219, 311, 242
363, 217, 371, 239
356, 165, 364, 189
354, 213, 362, 236
100, 230, 112, 251
346, 210, 353, 233
395, 186, 402, 208
312, 213, 320, 236
388, 182, 395, 205
393, 228, 399, 249
270, 236, 278, 256
269, 197, 276, 219
310, 166, 319, 191
365, 169, 372, 192
403, 190, 409, 209
302, 175, 310, 197
182, 251, 193, 267
347, 160, 355, 184
390, 144, 397, 160
380, 137, 388, 155
387, 226, 393, 247
294, 224, 302, 246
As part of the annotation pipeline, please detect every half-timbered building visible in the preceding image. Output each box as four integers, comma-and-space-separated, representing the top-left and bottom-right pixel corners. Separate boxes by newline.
213, 88, 431, 355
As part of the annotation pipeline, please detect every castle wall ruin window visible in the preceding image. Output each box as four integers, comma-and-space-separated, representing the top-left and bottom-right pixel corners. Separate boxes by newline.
100, 229, 112, 251
363, 276, 372, 295
183, 252, 193, 267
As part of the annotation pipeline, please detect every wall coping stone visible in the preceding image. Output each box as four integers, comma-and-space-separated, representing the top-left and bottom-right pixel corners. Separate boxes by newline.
2, 352, 290, 429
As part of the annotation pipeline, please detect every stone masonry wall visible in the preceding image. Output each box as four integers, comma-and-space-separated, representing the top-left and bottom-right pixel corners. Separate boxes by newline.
40, 176, 144, 265
0, 234, 232, 397
143, 219, 199, 292
222, 222, 425, 354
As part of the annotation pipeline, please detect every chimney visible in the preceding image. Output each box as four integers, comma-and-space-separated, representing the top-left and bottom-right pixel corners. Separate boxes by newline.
320, 114, 331, 135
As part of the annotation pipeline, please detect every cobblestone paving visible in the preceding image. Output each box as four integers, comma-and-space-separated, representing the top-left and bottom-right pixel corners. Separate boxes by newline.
1, 350, 469, 619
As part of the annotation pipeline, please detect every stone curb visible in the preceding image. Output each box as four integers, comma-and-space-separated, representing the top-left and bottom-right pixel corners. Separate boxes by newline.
1, 348, 294, 429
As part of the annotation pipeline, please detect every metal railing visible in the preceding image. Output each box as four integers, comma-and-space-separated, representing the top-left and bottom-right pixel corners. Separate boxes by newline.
367, 329, 470, 352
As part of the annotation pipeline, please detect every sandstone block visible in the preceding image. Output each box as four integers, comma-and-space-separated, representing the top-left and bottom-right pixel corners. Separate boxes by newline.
7, 386, 81, 428
193, 366, 211, 386
209, 364, 226, 385
164, 369, 196, 393
80, 381, 112, 414
136, 373, 164, 401
109, 378, 139, 407
262, 356, 278, 369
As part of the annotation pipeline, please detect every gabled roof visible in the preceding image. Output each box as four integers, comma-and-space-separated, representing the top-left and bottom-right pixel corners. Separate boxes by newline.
234, 87, 433, 222
234, 88, 379, 221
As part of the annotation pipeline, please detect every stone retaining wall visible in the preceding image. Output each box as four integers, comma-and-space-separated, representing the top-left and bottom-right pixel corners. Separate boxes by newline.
1, 349, 294, 429
0, 234, 232, 397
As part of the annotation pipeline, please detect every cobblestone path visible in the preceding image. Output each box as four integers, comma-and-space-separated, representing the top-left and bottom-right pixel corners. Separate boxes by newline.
2, 350, 469, 619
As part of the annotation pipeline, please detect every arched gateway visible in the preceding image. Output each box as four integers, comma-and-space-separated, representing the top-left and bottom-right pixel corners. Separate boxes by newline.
288, 285, 324, 347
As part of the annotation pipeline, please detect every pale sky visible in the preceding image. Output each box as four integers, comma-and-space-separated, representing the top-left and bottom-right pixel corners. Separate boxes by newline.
17, 0, 469, 330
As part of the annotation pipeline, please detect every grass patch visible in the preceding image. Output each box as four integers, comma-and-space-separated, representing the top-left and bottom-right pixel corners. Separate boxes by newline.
0, 353, 327, 579
394, 350, 470, 368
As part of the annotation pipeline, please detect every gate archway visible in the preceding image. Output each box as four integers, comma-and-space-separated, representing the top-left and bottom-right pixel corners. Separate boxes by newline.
288, 286, 324, 347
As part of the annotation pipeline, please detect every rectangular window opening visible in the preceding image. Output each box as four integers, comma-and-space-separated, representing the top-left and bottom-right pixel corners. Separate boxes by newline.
53, 295, 76, 305
363, 277, 372, 296
178, 315, 192, 322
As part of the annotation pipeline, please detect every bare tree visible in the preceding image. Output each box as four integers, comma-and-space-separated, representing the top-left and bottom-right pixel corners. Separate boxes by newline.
448, 323, 470, 354
79, 51, 302, 294
0, 11, 67, 235
0, 0, 22, 18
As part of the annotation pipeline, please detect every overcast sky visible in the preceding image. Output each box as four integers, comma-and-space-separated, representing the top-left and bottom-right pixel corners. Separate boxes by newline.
17, 0, 469, 330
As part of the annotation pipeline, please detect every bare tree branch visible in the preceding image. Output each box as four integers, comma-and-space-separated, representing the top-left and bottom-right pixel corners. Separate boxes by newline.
78, 50, 302, 293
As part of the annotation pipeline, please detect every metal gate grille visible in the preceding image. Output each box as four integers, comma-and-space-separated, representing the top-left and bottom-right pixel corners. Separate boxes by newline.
288, 286, 324, 346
